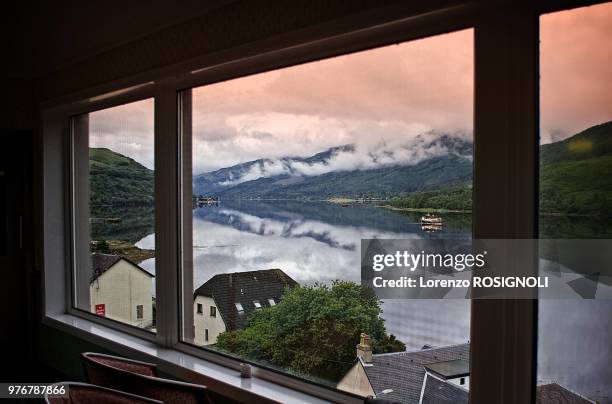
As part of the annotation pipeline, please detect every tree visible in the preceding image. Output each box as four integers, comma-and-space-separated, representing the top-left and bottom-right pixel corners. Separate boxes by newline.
95, 239, 110, 253
215, 281, 405, 382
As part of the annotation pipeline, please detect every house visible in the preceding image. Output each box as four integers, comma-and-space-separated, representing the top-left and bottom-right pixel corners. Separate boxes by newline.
192, 269, 297, 346
337, 335, 470, 403
338, 336, 594, 404
90, 253, 154, 328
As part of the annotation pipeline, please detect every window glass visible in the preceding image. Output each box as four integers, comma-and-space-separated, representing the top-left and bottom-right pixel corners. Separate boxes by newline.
72, 98, 156, 331
539, 3, 612, 403
182, 29, 474, 397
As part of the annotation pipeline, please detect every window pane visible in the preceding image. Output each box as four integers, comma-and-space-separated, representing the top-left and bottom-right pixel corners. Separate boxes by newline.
72, 98, 156, 332
539, 3, 612, 403
182, 29, 473, 398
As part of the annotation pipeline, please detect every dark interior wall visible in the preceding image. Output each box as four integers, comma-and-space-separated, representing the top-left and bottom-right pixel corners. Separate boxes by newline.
30, 0, 462, 102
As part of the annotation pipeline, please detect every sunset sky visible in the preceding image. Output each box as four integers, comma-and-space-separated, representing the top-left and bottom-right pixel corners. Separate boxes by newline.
89, 2, 612, 172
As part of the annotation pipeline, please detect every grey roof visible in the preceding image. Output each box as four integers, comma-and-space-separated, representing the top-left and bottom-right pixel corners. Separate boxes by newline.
536, 383, 594, 404
421, 375, 468, 404
424, 359, 469, 379
193, 269, 298, 331
90, 253, 154, 283
362, 343, 470, 403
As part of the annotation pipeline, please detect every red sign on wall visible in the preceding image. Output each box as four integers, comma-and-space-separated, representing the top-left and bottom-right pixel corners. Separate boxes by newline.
95, 304, 106, 317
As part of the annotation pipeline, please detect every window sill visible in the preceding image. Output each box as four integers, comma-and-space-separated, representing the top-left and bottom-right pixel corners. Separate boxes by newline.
44, 313, 343, 404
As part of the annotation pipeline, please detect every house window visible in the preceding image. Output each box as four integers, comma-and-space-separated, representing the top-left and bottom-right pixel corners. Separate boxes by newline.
210, 306, 216, 317
71, 98, 156, 332
197, 303, 203, 314
136, 305, 143, 320
538, 4, 612, 403
460, 377, 465, 385
205, 329, 209, 342
181, 28, 474, 392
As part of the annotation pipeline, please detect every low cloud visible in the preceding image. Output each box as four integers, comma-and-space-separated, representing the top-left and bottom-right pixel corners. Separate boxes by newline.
211, 123, 471, 185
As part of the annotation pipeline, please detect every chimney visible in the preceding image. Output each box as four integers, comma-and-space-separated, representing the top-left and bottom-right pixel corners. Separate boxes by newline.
356, 333, 372, 364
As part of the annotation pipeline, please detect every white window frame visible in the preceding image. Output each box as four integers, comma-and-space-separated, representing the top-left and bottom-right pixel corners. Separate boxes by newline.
39, 1, 605, 402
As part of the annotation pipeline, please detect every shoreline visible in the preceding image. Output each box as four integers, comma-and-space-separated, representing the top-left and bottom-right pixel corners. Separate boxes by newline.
377, 205, 471, 214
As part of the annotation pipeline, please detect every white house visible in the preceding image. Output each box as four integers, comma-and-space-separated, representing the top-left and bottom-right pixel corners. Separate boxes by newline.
90, 253, 154, 328
193, 269, 297, 346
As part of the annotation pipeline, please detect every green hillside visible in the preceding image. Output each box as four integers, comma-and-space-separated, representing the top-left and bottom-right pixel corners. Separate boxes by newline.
89, 148, 154, 206
388, 185, 472, 211
540, 121, 612, 216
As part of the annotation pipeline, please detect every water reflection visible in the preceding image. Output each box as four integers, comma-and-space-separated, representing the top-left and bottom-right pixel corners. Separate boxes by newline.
190, 200, 472, 349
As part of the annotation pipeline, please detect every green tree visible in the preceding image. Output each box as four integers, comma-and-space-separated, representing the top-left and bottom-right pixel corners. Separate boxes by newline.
215, 281, 405, 382
95, 239, 110, 253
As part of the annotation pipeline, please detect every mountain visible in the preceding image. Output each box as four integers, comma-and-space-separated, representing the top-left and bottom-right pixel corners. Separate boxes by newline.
193, 135, 473, 199
541, 121, 612, 164
89, 148, 154, 206
540, 121, 612, 216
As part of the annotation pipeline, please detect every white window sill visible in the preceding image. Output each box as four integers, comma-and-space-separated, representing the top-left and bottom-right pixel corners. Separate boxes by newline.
44, 313, 344, 404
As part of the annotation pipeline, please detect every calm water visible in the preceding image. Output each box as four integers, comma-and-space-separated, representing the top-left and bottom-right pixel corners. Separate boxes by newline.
95, 201, 611, 402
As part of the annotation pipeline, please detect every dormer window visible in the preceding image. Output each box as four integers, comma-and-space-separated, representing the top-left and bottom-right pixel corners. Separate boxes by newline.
235, 302, 244, 313
253, 300, 262, 309
268, 298, 276, 306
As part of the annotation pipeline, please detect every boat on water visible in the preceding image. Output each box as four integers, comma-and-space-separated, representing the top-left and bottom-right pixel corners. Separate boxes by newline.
420, 213, 443, 225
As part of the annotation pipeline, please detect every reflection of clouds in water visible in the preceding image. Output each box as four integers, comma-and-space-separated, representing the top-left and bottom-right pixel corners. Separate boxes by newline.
538, 300, 612, 403
382, 300, 470, 350
136, 233, 155, 249
191, 209, 420, 289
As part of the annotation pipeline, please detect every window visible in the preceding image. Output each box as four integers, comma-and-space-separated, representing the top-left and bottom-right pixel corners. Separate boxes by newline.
71, 99, 156, 331
538, 3, 612, 403
197, 303, 203, 314
210, 306, 216, 317
205, 329, 209, 342
181, 28, 473, 394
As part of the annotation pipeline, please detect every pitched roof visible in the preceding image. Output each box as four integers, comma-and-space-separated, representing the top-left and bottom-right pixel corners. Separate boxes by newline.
421, 375, 468, 404
193, 269, 298, 331
90, 253, 154, 283
424, 359, 470, 379
361, 343, 470, 403
536, 383, 594, 404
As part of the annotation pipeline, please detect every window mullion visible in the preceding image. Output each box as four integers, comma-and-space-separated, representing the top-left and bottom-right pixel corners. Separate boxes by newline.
154, 83, 180, 347
471, 6, 539, 404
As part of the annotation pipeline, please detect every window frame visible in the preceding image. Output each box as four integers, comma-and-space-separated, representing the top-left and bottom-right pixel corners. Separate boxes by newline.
39, 1, 608, 402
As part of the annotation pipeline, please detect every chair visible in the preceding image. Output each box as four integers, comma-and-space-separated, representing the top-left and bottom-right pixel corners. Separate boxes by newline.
81, 352, 212, 404
45, 381, 163, 404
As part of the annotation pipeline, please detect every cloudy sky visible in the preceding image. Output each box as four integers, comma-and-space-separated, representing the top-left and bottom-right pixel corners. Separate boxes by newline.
89, 2, 612, 172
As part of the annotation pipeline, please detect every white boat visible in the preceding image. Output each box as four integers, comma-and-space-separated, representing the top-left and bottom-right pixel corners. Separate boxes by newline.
421, 214, 443, 225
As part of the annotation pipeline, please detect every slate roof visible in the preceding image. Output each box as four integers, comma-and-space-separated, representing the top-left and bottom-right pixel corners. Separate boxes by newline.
536, 383, 594, 404
361, 343, 470, 403
424, 359, 470, 379
90, 253, 154, 283
421, 375, 468, 404
193, 269, 298, 331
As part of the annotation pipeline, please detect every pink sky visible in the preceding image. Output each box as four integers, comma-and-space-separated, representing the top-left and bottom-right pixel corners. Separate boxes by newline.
540, 2, 612, 143
89, 2, 612, 171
